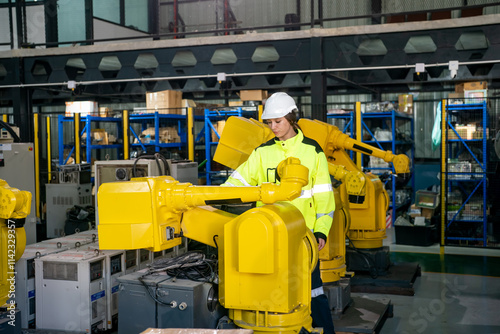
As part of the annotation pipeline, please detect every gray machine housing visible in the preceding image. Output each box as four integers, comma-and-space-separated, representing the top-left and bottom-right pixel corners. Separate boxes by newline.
117, 271, 225, 334
45, 183, 93, 238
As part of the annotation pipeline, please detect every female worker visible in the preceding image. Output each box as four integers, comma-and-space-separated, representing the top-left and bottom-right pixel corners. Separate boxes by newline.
222, 92, 336, 334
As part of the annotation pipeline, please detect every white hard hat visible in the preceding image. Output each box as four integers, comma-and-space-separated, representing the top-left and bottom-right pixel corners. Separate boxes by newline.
262, 92, 297, 120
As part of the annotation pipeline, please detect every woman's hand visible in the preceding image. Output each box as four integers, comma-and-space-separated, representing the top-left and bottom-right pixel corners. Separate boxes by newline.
317, 238, 326, 251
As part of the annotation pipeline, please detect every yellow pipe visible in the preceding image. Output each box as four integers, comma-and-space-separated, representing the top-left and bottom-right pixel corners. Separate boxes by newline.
2, 115, 6, 123
46, 116, 52, 183
440, 99, 447, 250
123, 109, 129, 160
258, 104, 263, 123
187, 107, 194, 161
74, 113, 80, 164
33, 113, 40, 218
355, 101, 362, 169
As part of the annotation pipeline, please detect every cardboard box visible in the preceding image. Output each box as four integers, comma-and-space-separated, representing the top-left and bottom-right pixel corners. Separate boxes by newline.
455, 81, 488, 93
398, 94, 413, 114
239, 90, 268, 101
140, 126, 180, 143
448, 92, 464, 99
65, 101, 98, 117
464, 89, 487, 103
99, 107, 111, 117
421, 207, 435, 219
82, 129, 108, 145
211, 120, 226, 142
229, 101, 244, 107
146, 90, 183, 114
409, 204, 422, 218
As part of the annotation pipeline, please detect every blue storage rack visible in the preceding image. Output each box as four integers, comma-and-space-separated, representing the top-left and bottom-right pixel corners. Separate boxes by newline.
58, 115, 123, 165
444, 102, 488, 247
128, 112, 188, 154
360, 110, 415, 226
202, 108, 256, 185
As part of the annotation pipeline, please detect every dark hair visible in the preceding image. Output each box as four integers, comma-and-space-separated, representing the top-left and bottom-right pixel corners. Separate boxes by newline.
285, 109, 301, 130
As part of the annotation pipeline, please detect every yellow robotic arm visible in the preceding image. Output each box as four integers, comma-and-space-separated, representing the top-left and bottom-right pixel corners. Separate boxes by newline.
214, 116, 367, 202
298, 118, 411, 176
0, 180, 32, 307
98, 158, 319, 333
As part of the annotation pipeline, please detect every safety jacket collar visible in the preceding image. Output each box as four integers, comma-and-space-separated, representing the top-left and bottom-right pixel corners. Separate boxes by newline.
273, 129, 303, 152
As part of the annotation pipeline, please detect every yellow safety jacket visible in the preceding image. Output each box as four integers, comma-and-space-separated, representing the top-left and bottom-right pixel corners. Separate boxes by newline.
222, 129, 335, 238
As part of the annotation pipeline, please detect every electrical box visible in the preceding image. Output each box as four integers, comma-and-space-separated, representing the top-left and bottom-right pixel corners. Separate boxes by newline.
79, 245, 126, 331
45, 183, 93, 238
117, 271, 226, 334
94, 159, 165, 191
124, 249, 139, 274
16, 231, 99, 329
0, 143, 37, 244
168, 160, 199, 184
56, 163, 92, 184
16, 244, 71, 329
35, 249, 108, 333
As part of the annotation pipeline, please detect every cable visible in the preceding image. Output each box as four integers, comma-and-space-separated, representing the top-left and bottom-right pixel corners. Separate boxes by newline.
132, 153, 170, 177
149, 251, 218, 283
137, 273, 174, 307
0, 120, 20, 142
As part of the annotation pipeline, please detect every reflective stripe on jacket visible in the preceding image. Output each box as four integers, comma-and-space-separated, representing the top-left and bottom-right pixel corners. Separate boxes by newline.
223, 129, 335, 237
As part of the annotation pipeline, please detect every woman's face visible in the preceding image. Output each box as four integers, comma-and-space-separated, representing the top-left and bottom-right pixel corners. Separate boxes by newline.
265, 116, 296, 141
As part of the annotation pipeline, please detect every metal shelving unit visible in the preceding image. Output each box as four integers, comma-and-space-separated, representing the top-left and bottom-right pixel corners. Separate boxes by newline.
327, 111, 355, 160
128, 112, 188, 154
361, 110, 415, 225
201, 108, 256, 185
58, 115, 123, 165
443, 101, 488, 247
327, 109, 415, 226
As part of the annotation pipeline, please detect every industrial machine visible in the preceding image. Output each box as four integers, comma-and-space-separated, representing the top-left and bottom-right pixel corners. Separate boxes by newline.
117, 270, 225, 334
298, 119, 410, 275
35, 248, 108, 333
45, 183, 93, 238
16, 233, 96, 329
0, 180, 32, 334
97, 157, 319, 334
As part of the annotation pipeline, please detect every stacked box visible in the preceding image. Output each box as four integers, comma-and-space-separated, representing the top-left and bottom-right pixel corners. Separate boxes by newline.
146, 90, 183, 114
211, 120, 226, 142
65, 101, 99, 117
398, 94, 413, 114
455, 81, 488, 93
239, 90, 268, 101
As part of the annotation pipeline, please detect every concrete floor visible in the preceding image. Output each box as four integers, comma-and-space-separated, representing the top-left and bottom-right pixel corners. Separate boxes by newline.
370, 228, 500, 334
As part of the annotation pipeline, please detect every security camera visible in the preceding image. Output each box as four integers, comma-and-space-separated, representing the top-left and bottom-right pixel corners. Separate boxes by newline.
450, 69, 457, 79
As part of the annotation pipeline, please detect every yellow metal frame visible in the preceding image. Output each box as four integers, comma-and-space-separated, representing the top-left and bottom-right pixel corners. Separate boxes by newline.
187, 107, 195, 161
74, 113, 81, 164
46, 116, 52, 183
123, 109, 129, 160
33, 113, 40, 218
440, 99, 447, 250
